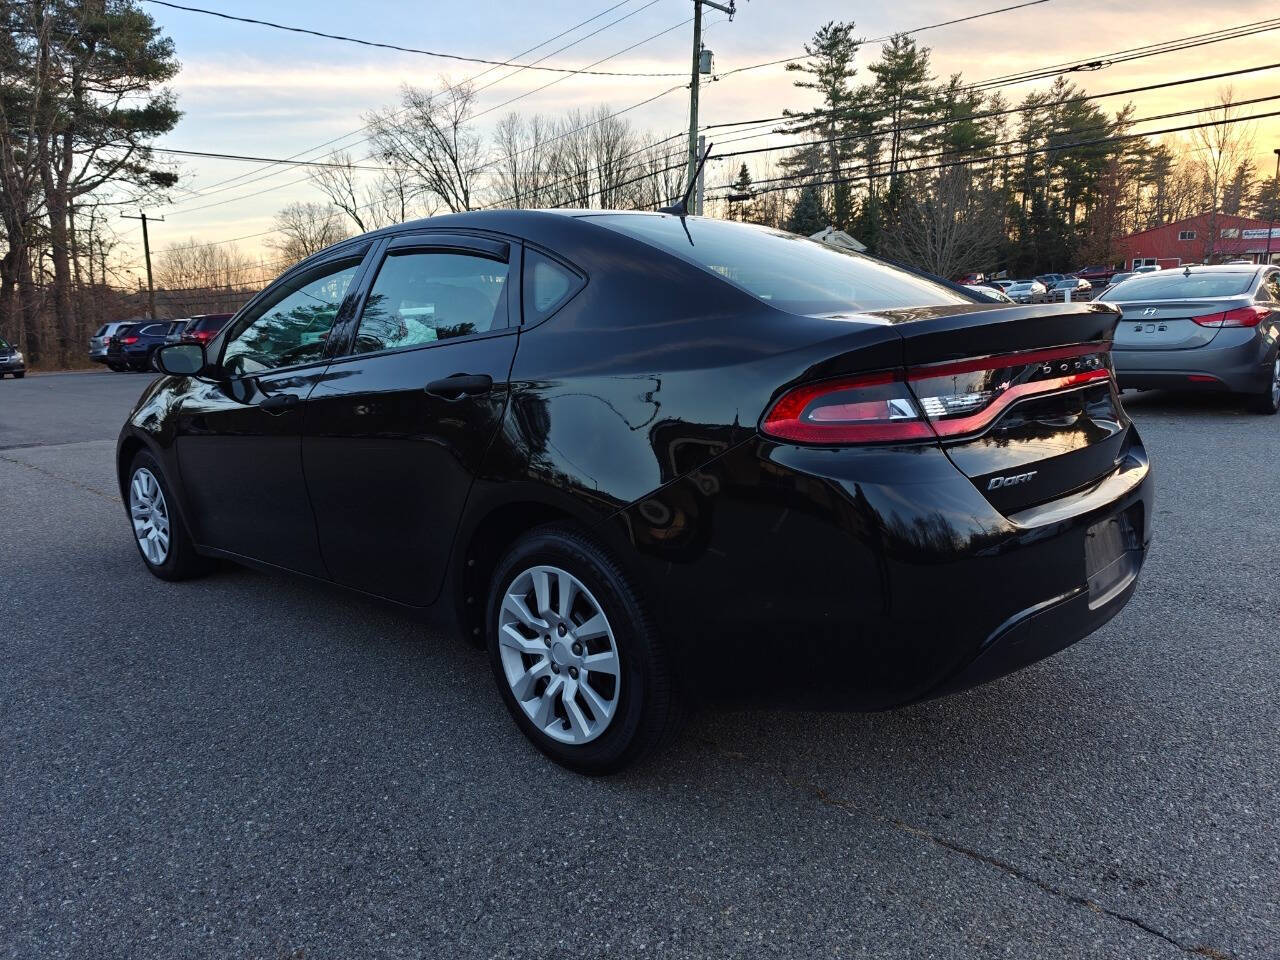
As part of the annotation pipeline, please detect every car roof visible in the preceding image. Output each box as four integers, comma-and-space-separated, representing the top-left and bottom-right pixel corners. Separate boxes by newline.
1171, 263, 1263, 273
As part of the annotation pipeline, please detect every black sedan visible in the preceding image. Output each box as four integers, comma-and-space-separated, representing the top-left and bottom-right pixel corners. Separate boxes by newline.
1098, 264, 1280, 413
117, 212, 1153, 772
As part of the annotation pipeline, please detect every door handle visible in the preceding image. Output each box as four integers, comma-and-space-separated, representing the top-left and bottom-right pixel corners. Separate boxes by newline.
259, 393, 300, 414
424, 373, 493, 399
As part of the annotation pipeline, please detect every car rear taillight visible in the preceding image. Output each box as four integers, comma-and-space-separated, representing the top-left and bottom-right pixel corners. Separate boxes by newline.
907, 343, 1111, 438
121, 336, 140, 345
762, 343, 1113, 446
1192, 305, 1268, 328
761, 371, 934, 443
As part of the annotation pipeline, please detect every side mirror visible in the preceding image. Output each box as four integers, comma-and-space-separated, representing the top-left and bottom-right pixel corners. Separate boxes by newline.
155, 343, 207, 376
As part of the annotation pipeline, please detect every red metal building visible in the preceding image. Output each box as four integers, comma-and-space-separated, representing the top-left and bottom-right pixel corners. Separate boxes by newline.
1116, 213, 1280, 270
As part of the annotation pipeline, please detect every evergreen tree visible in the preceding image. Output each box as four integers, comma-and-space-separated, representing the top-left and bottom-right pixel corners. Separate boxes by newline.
779, 21, 862, 229
785, 184, 828, 236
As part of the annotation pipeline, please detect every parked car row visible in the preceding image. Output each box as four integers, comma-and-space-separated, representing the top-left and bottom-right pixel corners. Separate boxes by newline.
92, 315, 232, 372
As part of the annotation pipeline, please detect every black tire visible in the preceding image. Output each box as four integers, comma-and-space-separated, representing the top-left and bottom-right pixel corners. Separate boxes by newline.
486, 524, 682, 774
1247, 355, 1280, 414
14, 372, 23, 379
126, 450, 213, 581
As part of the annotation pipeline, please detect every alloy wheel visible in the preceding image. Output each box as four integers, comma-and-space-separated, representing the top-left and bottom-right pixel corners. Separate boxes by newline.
129, 467, 171, 565
498, 564, 621, 745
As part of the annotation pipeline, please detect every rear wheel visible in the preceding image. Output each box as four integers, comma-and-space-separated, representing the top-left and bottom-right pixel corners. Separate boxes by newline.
127, 451, 211, 580
486, 525, 681, 774
1248, 355, 1280, 414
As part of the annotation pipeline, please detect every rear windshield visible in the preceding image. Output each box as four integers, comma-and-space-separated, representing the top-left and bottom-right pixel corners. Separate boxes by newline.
93, 324, 109, 337
1104, 272, 1254, 301
189, 316, 224, 332
589, 215, 968, 315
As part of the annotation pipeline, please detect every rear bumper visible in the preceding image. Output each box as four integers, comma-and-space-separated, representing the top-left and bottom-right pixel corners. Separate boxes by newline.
1114, 329, 1274, 393
613, 427, 1153, 709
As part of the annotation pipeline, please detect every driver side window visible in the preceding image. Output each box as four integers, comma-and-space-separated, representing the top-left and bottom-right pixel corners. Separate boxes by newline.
222, 257, 363, 376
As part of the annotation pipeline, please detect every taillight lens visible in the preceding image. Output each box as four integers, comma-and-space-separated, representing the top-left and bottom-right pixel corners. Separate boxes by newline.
762, 342, 1113, 446
761, 371, 934, 443
121, 336, 139, 345
1192, 305, 1268, 328
908, 343, 1111, 438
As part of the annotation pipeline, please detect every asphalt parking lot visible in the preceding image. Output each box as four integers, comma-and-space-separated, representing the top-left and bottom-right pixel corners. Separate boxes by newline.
2, 369, 1277, 959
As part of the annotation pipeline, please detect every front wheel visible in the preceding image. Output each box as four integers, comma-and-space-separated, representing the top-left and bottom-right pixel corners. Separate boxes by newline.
486, 525, 682, 774
1248, 356, 1280, 414
126, 452, 212, 580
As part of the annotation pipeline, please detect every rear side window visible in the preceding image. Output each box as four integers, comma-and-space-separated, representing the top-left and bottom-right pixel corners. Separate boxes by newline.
523, 249, 584, 323
589, 215, 967, 315
1105, 272, 1254, 301
93, 324, 108, 337
354, 250, 509, 354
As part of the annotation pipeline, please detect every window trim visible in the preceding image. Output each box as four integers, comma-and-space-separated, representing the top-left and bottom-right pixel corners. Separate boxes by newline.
332, 235, 520, 362
214, 242, 375, 379
1177, 230, 1197, 241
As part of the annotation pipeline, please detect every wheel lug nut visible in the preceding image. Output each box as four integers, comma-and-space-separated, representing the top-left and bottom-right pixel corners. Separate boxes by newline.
569, 667, 578, 679
557, 624, 567, 636
544, 635, 551, 645
572, 642, 582, 655
551, 664, 560, 674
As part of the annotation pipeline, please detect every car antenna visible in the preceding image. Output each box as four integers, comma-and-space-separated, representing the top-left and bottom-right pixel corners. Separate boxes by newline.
659, 141, 713, 217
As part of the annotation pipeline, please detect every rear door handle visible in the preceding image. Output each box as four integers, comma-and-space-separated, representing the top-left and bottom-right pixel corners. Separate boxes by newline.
259, 393, 300, 414
424, 373, 493, 399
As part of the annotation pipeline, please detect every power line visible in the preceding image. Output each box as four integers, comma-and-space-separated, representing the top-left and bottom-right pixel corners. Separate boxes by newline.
148, 147, 397, 170
157, 0, 652, 204
142, 0, 685, 77
705, 62, 1280, 163
162, 16, 695, 218
708, 108, 1280, 197
714, 0, 1052, 79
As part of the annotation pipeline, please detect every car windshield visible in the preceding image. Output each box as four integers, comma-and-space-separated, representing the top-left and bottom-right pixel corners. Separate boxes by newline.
1104, 272, 1254, 301
1008, 282, 1034, 289
0, 337, 10, 350
589, 215, 968, 315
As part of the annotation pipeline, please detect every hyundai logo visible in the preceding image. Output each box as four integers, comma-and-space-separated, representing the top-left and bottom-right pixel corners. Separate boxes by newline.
1142, 307, 1158, 316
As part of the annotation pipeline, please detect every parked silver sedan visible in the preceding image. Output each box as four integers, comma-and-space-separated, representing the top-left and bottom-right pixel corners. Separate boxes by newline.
1098, 264, 1280, 414
1005, 279, 1047, 303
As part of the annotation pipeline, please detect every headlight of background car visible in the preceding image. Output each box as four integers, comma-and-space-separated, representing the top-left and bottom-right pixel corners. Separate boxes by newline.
12, 351, 23, 362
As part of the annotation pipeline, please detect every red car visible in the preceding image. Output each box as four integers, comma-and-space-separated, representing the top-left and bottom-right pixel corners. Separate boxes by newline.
1074, 264, 1119, 286
179, 314, 233, 346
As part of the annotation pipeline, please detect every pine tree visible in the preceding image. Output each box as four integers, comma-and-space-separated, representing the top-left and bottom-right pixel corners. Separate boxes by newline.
786, 185, 828, 236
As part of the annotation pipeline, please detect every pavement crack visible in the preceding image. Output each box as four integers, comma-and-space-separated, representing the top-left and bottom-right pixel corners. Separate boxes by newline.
699, 735, 1234, 959
0, 453, 120, 503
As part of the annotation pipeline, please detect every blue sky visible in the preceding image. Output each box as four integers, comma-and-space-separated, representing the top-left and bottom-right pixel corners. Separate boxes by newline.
132, 0, 1280, 260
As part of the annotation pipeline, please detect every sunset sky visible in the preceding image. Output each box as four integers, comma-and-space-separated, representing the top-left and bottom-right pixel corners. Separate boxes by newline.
126, 0, 1280, 264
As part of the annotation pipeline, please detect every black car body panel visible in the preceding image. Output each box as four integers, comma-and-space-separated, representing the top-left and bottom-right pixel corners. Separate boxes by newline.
118, 211, 1152, 709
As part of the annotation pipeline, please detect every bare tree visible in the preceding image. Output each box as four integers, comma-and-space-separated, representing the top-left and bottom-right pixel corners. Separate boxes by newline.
491, 112, 558, 209
267, 202, 349, 266
311, 152, 434, 232
588, 107, 637, 209
367, 80, 486, 213
1188, 90, 1256, 262
548, 109, 593, 207
884, 166, 1003, 277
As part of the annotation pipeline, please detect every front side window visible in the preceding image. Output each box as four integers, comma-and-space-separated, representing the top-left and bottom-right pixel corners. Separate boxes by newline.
222, 258, 362, 376
353, 250, 508, 354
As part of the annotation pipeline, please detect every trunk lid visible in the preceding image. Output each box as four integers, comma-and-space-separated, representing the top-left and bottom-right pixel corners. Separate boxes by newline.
873, 302, 1127, 515
1106, 298, 1250, 351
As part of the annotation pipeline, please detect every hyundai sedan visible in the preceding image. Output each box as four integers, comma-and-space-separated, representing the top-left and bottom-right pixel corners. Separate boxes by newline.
1099, 264, 1280, 413
118, 211, 1153, 772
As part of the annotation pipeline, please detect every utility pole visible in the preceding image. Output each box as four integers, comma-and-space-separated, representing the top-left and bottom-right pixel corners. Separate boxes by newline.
1265, 147, 1280, 267
686, 0, 734, 215
122, 211, 164, 319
